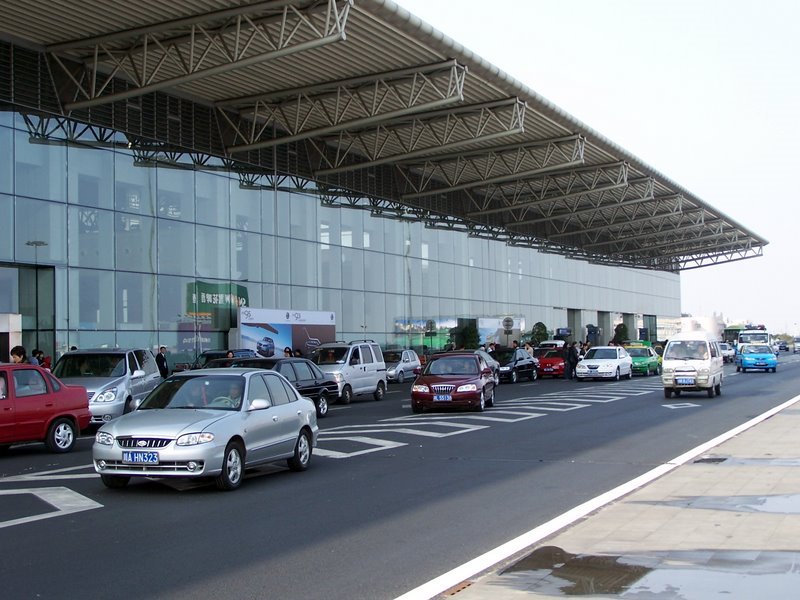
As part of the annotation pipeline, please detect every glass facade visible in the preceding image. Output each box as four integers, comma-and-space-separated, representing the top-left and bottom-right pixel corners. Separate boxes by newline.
0, 113, 681, 365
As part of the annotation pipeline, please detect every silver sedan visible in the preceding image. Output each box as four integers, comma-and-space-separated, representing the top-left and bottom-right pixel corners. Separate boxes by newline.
93, 369, 319, 491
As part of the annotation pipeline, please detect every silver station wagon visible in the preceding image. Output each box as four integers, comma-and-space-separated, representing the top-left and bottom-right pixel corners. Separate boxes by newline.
93, 369, 319, 491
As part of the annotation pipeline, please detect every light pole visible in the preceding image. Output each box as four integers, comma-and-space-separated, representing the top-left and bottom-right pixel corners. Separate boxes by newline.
26, 240, 47, 348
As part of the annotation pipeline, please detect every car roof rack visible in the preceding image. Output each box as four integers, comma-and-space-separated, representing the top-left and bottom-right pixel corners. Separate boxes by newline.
349, 339, 375, 344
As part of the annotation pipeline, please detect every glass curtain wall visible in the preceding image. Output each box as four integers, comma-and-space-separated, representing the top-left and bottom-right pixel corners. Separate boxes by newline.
0, 112, 681, 364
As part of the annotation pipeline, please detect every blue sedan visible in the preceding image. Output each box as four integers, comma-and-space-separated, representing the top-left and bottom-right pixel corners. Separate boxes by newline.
735, 344, 778, 373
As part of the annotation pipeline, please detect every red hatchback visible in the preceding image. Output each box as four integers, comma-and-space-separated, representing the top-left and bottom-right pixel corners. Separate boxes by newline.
537, 350, 566, 378
0, 364, 90, 453
411, 352, 495, 413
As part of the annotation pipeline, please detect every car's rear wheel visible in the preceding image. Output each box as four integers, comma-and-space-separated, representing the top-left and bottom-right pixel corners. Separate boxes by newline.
287, 430, 312, 472
626, 367, 633, 380
486, 386, 495, 408
101, 474, 130, 489
215, 441, 244, 491
46, 418, 77, 453
707, 386, 715, 398
396, 370, 405, 384
340, 385, 353, 404
316, 391, 329, 418
374, 381, 385, 401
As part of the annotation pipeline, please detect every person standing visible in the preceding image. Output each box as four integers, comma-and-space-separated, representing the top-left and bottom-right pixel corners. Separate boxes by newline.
10, 346, 31, 364
567, 341, 580, 379
156, 345, 169, 378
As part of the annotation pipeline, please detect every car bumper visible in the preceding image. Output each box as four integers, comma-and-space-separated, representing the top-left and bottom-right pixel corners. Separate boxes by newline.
661, 374, 712, 390
576, 370, 616, 379
411, 392, 483, 411
93, 441, 226, 478
88, 399, 127, 424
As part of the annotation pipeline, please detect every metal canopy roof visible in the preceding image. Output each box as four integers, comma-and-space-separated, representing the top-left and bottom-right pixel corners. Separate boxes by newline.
0, 0, 767, 271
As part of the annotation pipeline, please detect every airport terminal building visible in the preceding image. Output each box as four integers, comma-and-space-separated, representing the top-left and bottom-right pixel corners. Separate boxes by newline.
0, 1, 765, 363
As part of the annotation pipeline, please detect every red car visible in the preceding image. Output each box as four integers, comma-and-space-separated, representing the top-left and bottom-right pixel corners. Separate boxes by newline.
537, 350, 566, 378
0, 364, 90, 453
410, 352, 495, 413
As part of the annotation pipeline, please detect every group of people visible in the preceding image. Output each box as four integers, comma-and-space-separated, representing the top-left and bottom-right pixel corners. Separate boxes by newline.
8, 345, 51, 369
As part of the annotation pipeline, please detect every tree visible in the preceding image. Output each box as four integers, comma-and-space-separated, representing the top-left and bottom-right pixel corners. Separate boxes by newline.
461, 322, 480, 349
611, 323, 629, 345
531, 322, 549, 346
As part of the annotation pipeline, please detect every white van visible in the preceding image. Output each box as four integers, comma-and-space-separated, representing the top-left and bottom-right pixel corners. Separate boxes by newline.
661, 331, 724, 399
309, 341, 387, 404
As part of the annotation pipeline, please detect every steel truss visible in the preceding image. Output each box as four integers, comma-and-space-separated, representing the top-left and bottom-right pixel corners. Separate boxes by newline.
48, 0, 353, 111
219, 59, 467, 153
312, 98, 525, 176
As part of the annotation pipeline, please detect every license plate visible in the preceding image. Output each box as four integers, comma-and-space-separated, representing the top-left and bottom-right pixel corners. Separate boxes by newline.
755, 363, 766, 366
676, 377, 695, 385
123, 451, 159, 464
433, 394, 452, 402
544, 368, 553, 372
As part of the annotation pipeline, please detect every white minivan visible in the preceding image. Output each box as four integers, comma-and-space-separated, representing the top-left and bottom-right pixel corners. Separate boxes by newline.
661, 331, 724, 399
309, 341, 387, 404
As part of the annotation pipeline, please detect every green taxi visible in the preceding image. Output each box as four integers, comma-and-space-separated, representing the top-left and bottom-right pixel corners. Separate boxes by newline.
626, 345, 661, 376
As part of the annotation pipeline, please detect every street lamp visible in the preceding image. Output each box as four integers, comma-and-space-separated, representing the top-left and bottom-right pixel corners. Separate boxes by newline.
26, 240, 47, 346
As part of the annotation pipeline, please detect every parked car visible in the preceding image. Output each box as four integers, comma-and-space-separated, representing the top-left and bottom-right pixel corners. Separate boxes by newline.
309, 340, 387, 404
52, 348, 162, 424
0, 364, 91, 453
627, 345, 662, 375
719, 342, 736, 363
576, 346, 634, 381
172, 349, 258, 373
410, 352, 495, 413
537, 350, 566, 378
491, 347, 538, 382
93, 369, 319, 491
382, 349, 421, 384
735, 344, 778, 373
205, 357, 337, 417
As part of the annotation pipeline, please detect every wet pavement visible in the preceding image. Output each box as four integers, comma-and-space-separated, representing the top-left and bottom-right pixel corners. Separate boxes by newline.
440, 400, 800, 599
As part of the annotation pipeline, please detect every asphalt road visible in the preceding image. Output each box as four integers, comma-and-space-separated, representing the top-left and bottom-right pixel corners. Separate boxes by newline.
2, 355, 799, 599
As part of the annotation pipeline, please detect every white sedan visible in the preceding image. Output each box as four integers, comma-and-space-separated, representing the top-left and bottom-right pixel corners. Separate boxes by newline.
576, 346, 634, 380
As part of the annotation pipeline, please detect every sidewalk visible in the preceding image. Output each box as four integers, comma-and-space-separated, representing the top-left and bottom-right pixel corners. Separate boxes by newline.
442, 397, 800, 599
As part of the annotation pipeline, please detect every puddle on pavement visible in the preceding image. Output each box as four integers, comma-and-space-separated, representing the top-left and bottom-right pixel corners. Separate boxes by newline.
659, 493, 800, 514
495, 546, 800, 598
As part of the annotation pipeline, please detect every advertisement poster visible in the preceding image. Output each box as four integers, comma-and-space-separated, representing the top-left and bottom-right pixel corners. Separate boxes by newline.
237, 308, 336, 357
479, 316, 526, 347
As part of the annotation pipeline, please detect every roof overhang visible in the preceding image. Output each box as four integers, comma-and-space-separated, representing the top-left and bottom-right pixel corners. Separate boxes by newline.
0, 0, 767, 271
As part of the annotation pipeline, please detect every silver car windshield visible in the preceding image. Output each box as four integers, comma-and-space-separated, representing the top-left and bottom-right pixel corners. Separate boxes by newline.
53, 354, 126, 378
140, 376, 245, 411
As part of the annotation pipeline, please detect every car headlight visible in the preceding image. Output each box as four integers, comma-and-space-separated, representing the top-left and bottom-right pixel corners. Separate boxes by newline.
95, 431, 114, 445
94, 388, 118, 403
411, 384, 429, 393
457, 384, 478, 392
176, 432, 215, 446
662, 367, 673, 375
333, 372, 344, 383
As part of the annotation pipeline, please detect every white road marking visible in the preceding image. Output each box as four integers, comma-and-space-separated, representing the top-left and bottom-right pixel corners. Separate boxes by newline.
314, 436, 407, 459
1, 464, 98, 482
0, 487, 102, 529
663, 402, 702, 409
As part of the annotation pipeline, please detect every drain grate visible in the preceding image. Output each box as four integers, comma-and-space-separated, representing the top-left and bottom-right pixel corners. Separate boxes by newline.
693, 456, 727, 464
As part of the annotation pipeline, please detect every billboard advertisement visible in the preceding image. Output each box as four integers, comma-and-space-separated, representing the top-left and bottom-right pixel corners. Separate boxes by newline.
235, 308, 336, 357
479, 316, 526, 347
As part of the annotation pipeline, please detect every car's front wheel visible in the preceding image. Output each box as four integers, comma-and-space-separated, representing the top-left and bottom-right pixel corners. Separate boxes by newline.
396, 370, 405, 384
340, 385, 353, 404
287, 430, 312, 472
510, 369, 518, 384
529, 368, 537, 381
101, 474, 130, 489
475, 390, 485, 412
215, 441, 244, 491
614, 368, 620, 381
486, 386, 495, 407
45, 418, 77, 453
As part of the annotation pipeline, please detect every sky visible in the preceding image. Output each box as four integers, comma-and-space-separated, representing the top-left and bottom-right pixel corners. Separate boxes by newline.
393, 0, 800, 335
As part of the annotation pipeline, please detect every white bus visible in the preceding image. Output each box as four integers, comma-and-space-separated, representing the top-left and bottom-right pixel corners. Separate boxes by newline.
737, 329, 773, 352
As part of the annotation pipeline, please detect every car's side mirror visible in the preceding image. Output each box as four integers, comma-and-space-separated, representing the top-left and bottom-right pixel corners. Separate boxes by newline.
248, 398, 270, 411
132, 369, 146, 379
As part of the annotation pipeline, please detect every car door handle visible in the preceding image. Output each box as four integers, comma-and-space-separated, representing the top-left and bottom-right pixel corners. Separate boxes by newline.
272, 416, 279, 422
